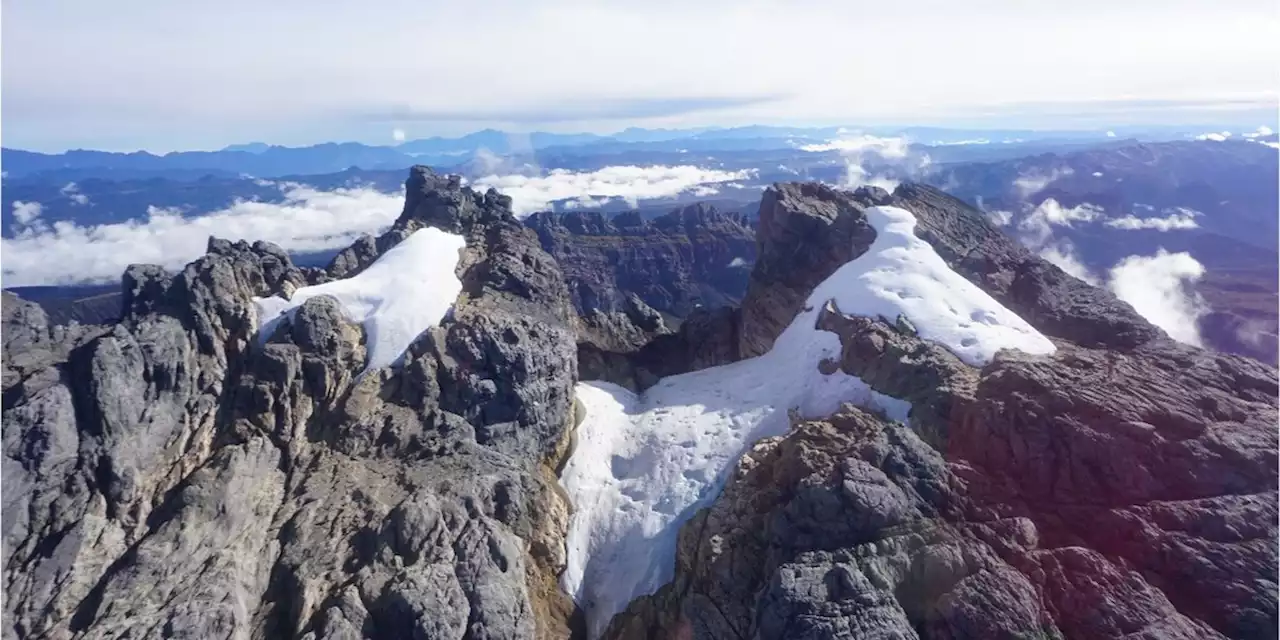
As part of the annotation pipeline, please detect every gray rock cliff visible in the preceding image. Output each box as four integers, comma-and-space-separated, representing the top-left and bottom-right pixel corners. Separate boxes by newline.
3, 166, 582, 640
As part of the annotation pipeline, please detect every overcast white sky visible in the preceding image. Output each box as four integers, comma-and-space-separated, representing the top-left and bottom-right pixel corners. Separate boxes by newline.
3, 0, 1277, 151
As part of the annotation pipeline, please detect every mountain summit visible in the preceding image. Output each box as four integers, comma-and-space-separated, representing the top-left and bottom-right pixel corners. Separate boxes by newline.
3, 169, 1275, 639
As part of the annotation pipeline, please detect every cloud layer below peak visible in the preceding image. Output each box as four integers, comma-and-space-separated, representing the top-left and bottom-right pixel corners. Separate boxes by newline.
1, 165, 754, 286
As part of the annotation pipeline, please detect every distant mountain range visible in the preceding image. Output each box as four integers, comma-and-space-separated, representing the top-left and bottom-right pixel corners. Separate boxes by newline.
2, 125, 1204, 182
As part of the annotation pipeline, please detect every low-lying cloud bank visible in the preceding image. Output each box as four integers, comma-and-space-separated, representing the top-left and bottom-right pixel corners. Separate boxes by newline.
471, 165, 752, 217
2, 165, 757, 286
2, 184, 406, 286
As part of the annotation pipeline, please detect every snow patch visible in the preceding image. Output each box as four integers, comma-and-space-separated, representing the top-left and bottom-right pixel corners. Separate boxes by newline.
253, 227, 466, 372
561, 205, 1055, 637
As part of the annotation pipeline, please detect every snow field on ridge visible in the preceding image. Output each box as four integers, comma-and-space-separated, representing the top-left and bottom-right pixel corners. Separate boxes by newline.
254, 227, 466, 372
560, 205, 1056, 637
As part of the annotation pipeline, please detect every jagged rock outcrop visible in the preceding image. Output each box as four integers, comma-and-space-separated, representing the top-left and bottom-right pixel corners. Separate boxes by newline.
530, 203, 755, 392
603, 182, 1278, 640
3, 166, 582, 639
525, 203, 755, 320
885, 183, 1164, 351
738, 183, 880, 358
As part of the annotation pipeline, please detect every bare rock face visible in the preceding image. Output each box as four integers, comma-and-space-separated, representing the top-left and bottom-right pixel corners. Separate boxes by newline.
607, 334, 1277, 640
525, 203, 756, 319
738, 183, 879, 358
531, 204, 755, 393
2, 167, 582, 640
577, 305, 741, 393
603, 182, 1278, 640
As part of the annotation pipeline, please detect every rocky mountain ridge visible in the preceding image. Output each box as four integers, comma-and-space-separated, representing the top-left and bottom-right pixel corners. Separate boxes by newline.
3, 168, 1276, 639
602, 183, 1276, 639
4, 167, 582, 639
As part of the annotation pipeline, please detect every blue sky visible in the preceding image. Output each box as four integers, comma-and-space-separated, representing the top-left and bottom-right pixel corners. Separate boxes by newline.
3, 0, 1277, 152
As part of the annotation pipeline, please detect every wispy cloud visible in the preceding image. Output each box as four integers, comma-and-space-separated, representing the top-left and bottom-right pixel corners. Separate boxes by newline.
471, 165, 752, 217
2, 185, 405, 286
1104, 207, 1200, 231
59, 182, 90, 205
367, 95, 786, 124
1243, 125, 1274, 139
1013, 166, 1073, 199
801, 133, 928, 192
986, 209, 1014, 227
1040, 243, 1098, 284
11, 201, 44, 226
1016, 198, 1103, 247
1108, 249, 1208, 346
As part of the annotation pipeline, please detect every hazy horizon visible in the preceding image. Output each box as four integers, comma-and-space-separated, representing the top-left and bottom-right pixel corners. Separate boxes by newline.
4, 113, 1279, 155
3, 0, 1277, 152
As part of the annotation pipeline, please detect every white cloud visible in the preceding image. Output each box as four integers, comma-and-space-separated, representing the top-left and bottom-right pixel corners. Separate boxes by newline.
1194, 130, 1233, 141
799, 134, 909, 157
1092, 171, 1104, 177
690, 185, 720, 197
1104, 207, 1200, 231
728, 257, 748, 267
843, 164, 900, 192
1017, 198, 1102, 247
472, 165, 752, 217
1106, 130, 1117, 137
987, 209, 1014, 227
564, 195, 614, 210
1039, 242, 1098, 284
1013, 167, 1073, 199
59, 182, 90, 205
391, 127, 407, 142
1108, 249, 1208, 346
11, 201, 44, 227
1230, 316, 1276, 350
931, 138, 991, 146
1242, 125, 1274, 138
801, 134, 928, 193
1, 185, 406, 286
